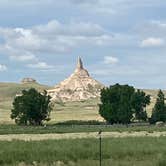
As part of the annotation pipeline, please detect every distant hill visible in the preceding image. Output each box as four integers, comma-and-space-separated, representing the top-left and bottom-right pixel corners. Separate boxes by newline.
0, 82, 51, 100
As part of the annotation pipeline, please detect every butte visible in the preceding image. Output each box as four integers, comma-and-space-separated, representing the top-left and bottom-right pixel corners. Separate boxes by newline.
48, 57, 104, 101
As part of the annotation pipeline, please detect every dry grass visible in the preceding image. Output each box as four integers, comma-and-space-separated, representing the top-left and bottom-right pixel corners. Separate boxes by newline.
0, 98, 102, 124
0, 82, 165, 124
50, 98, 102, 123
1, 131, 166, 141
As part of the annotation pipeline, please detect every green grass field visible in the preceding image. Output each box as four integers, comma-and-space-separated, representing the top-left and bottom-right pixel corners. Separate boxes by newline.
0, 137, 166, 166
0, 124, 166, 135
0, 82, 166, 166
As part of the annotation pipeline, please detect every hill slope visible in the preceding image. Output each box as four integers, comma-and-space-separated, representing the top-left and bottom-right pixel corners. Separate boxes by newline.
0, 82, 51, 100
0, 82, 52, 124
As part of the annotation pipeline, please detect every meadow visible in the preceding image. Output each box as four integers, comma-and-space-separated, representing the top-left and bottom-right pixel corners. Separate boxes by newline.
0, 123, 166, 135
0, 137, 166, 166
0, 82, 102, 124
0, 82, 164, 124
0, 83, 166, 166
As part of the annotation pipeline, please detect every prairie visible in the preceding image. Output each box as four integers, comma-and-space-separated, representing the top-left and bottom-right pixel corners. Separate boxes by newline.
0, 82, 165, 124
0, 137, 166, 165
0, 82, 166, 166
0, 124, 166, 135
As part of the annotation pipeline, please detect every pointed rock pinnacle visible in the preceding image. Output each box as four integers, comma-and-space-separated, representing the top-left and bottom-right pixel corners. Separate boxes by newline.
74, 57, 89, 77
47, 57, 104, 102
77, 57, 83, 69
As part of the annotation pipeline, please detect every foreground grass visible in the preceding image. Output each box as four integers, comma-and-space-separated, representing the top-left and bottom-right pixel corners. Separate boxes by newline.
0, 123, 166, 135
0, 137, 166, 165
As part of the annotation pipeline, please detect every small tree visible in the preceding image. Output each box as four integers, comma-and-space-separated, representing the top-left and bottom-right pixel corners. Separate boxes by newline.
150, 90, 166, 124
11, 88, 52, 125
131, 90, 150, 121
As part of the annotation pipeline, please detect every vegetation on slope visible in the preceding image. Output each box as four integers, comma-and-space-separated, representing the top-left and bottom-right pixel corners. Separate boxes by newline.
0, 82, 52, 124
0, 82, 51, 100
0, 82, 166, 124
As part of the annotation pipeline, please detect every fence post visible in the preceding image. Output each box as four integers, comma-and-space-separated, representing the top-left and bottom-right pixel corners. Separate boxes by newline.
98, 130, 102, 166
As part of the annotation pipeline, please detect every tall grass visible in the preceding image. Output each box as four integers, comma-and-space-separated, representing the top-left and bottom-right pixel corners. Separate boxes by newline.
0, 123, 166, 135
0, 137, 166, 165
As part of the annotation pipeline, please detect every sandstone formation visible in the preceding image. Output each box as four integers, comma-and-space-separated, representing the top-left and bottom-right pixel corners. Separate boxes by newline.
21, 78, 37, 84
48, 57, 104, 101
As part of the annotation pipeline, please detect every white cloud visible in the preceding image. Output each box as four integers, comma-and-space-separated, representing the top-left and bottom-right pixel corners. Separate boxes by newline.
140, 37, 165, 47
70, 0, 166, 15
10, 53, 37, 62
0, 20, 113, 63
0, 20, 117, 73
150, 20, 166, 28
34, 20, 105, 37
136, 20, 166, 38
104, 56, 119, 64
0, 64, 7, 71
27, 62, 54, 69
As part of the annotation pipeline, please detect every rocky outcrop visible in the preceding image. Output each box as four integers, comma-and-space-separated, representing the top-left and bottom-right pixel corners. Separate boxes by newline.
48, 57, 104, 101
21, 78, 37, 84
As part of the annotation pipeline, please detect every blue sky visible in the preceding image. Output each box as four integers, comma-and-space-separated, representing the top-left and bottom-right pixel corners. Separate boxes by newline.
0, 0, 166, 89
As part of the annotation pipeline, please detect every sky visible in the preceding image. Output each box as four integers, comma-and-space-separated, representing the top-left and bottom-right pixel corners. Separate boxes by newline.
0, 0, 166, 89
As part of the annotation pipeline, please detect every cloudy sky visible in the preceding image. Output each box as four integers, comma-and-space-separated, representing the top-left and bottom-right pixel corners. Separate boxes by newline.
0, 0, 166, 89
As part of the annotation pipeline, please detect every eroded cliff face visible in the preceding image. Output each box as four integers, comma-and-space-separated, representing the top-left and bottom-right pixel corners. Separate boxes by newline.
47, 57, 104, 102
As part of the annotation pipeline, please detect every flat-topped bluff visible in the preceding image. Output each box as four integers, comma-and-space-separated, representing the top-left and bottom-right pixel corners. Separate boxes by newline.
21, 78, 37, 84
48, 57, 104, 101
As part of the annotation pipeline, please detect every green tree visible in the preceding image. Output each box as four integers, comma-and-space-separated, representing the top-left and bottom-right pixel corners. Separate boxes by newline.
99, 84, 150, 124
131, 90, 150, 121
99, 84, 135, 124
150, 90, 166, 124
11, 88, 52, 125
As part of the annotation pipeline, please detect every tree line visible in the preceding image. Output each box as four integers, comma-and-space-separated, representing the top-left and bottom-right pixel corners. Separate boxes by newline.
11, 84, 166, 126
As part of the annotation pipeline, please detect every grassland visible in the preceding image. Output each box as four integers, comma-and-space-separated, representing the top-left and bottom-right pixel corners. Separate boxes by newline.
0, 82, 101, 124
0, 82, 166, 166
0, 124, 166, 135
0, 137, 166, 165
51, 98, 102, 123
0, 82, 166, 124
0, 82, 52, 124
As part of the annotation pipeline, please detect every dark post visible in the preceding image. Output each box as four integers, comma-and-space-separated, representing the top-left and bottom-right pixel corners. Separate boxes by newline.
98, 130, 102, 166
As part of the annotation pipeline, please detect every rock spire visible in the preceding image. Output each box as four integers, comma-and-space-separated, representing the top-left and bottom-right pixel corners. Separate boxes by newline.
77, 57, 83, 69
47, 57, 104, 101
74, 57, 89, 77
